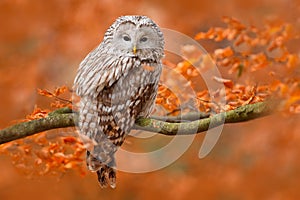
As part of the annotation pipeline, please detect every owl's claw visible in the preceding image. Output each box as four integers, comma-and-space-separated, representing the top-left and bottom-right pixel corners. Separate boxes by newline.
97, 166, 116, 189
86, 151, 101, 172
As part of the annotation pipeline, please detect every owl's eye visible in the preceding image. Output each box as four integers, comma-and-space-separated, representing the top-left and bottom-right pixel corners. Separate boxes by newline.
123, 35, 131, 41
140, 37, 148, 42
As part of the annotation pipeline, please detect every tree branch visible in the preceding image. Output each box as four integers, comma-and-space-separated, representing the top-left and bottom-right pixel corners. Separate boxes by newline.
150, 111, 210, 122
0, 102, 272, 145
135, 102, 273, 135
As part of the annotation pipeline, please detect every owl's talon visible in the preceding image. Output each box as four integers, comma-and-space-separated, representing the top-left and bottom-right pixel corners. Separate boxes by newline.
96, 166, 116, 189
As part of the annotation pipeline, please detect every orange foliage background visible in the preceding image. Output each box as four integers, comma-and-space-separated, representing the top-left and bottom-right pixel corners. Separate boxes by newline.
0, 0, 300, 199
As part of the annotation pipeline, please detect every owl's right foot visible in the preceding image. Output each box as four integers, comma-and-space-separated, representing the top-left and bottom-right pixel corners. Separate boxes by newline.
97, 166, 116, 189
86, 151, 117, 188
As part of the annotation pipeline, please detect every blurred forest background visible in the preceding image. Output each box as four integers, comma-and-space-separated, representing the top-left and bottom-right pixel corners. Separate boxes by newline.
0, 0, 300, 199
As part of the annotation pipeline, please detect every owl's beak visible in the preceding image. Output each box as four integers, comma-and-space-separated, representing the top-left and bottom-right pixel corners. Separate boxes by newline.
133, 46, 137, 54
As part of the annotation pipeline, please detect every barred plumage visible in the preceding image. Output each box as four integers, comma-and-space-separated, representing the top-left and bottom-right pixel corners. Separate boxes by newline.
73, 15, 164, 188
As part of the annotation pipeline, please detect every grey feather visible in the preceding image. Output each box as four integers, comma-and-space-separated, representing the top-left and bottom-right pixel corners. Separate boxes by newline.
74, 15, 164, 188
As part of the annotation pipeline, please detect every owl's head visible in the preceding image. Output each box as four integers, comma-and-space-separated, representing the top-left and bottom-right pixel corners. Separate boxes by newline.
104, 15, 164, 59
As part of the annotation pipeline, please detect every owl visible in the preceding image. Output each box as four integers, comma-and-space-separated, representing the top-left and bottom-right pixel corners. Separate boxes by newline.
73, 15, 164, 188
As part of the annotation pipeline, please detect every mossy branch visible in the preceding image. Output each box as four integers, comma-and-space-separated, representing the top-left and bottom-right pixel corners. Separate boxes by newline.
0, 102, 273, 145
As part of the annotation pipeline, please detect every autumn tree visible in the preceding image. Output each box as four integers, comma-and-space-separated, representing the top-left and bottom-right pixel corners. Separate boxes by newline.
0, 16, 299, 176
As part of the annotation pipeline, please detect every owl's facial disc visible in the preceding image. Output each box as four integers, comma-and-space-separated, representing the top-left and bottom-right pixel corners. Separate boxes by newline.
114, 24, 160, 56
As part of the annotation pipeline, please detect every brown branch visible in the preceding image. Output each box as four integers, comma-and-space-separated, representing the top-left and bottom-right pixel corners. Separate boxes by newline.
0, 102, 273, 145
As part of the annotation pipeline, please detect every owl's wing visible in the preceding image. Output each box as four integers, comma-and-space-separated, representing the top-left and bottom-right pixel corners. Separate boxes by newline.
74, 44, 136, 98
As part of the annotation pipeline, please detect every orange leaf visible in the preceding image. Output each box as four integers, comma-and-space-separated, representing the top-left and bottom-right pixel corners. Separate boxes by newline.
63, 137, 78, 144
38, 88, 54, 97
26, 106, 50, 120
54, 86, 68, 96
222, 16, 246, 30
214, 46, 234, 58
194, 32, 207, 40
287, 54, 298, 69
213, 76, 234, 88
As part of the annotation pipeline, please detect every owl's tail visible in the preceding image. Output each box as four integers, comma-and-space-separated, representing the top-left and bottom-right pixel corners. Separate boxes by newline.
86, 151, 116, 188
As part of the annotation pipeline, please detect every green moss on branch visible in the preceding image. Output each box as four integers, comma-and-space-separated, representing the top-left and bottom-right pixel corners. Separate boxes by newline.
0, 102, 272, 144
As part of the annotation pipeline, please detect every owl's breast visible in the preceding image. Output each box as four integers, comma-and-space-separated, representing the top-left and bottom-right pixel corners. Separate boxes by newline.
98, 58, 161, 113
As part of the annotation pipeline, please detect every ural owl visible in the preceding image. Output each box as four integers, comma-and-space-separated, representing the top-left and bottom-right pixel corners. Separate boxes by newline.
74, 15, 164, 188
